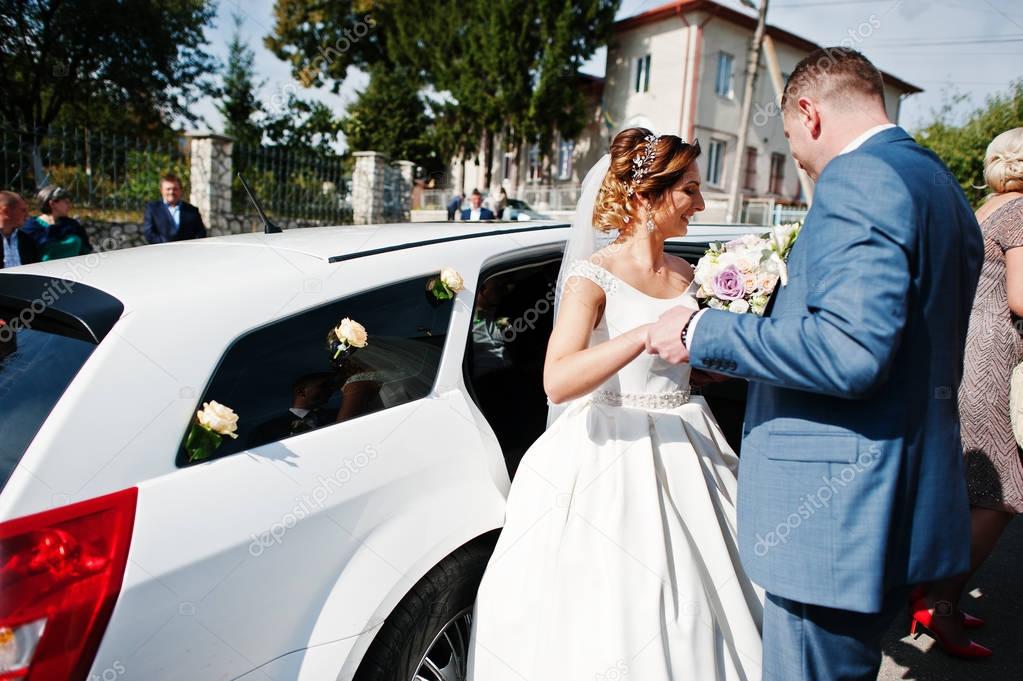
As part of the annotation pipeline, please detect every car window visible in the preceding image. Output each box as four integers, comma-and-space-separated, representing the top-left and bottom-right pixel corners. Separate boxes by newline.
0, 323, 96, 491
181, 274, 454, 464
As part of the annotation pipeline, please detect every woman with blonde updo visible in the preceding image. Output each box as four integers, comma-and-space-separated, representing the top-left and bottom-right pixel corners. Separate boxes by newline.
917, 127, 1023, 655
468, 128, 764, 680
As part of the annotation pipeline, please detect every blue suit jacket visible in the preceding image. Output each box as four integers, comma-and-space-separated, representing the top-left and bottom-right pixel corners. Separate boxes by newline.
690, 127, 983, 613
460, 207, 495, 221
143, 200, 207, 244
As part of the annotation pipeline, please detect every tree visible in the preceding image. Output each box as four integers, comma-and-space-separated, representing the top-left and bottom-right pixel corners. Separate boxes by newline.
0, 0, 216, 186
915, 80, 1023, 207
264, 0, 386, 90
262, 94, 344, 156
380, 0, 618, 189
217, 14, 264, 146
340, 65, 436, 168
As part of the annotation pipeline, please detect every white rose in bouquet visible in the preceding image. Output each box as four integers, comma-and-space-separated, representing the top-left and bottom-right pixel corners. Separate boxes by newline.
729, 299, 751, 314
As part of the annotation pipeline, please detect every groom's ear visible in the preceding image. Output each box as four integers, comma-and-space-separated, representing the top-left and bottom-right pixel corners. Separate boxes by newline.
796, 97, 822, 140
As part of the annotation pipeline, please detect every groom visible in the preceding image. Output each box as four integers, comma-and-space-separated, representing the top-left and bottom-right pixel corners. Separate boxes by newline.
648, 48, 983, 680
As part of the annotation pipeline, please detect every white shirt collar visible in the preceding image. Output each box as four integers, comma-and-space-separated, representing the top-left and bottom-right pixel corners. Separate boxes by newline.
839, 123, 896, 156
289, 407, 311, 418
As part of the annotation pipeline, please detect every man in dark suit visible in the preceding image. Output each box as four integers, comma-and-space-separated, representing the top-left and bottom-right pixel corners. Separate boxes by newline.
143, 174, 207, 244
0, 191, 40, 268
460, 189, 495, 221
248, 373, 338, 448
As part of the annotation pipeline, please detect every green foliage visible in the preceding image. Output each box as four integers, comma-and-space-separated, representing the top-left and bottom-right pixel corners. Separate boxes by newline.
0, 0, 216, 134
264, 0, 385, 90
341, 65, 437, 169
915, 80, 1023, 207
379, 0, 618, 183
266, 0, 619, 185
262, 94, 345, 155
218, 14, 265, 146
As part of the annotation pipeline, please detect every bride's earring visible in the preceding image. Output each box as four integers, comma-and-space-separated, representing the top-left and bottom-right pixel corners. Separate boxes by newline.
645, 215, 657, 233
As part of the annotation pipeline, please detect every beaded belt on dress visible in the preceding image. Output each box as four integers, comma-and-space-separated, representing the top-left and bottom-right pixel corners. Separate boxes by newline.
592, 388, 691, 409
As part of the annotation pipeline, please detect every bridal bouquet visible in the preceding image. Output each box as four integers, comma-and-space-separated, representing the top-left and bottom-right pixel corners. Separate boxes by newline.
693, 223, 801, 315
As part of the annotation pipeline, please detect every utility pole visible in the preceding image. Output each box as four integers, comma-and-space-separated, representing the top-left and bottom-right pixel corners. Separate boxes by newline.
725, 0, 769, 224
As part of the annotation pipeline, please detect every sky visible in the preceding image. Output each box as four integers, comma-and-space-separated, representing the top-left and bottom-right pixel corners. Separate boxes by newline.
193, 0, 1023, 143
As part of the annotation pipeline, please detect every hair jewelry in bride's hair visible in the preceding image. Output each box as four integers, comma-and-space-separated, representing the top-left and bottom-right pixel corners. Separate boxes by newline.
593, 128, 701, 234
626, 133, 661, 198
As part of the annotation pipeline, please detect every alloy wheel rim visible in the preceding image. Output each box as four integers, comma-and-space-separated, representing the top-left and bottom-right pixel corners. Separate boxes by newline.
412, 605, 473, 681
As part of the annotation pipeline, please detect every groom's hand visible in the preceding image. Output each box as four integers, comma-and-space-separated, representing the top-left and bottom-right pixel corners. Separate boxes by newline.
646, 305, 695, 364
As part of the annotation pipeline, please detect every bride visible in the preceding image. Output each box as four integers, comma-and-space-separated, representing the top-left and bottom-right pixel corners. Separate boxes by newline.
466, 128, 764, 680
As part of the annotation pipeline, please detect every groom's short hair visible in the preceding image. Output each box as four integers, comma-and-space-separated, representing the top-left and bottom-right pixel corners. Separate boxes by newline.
782, 47, 885, 114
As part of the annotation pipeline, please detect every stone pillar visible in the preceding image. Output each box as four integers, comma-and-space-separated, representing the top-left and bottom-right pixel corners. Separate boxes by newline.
352, 151, 390, 225
187, 132, 233, 233
395, 160, 415, 222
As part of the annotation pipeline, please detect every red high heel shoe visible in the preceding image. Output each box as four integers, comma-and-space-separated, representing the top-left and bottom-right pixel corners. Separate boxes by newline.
908, 586, 986, 629
910, 599, 993, 658
962, 612, 986, 630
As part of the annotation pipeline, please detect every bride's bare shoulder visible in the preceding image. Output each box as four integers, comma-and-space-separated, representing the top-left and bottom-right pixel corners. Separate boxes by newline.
664, 253, 695, 280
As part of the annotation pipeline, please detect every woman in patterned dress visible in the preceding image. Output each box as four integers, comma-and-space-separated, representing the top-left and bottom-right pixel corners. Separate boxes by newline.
920, 127, 1023, 654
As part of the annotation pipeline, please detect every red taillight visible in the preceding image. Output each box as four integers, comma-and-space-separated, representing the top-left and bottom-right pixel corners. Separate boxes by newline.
0, 488, 137, 681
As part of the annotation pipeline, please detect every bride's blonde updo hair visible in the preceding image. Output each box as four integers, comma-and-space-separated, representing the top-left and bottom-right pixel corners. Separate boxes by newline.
594, 127, 701, 233
984, 127, 1023, 195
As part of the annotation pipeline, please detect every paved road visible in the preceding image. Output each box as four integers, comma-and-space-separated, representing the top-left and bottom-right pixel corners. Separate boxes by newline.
877, 516, 1022, 680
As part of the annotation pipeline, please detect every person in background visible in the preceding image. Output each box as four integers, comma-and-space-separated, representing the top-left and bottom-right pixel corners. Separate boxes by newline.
23, 185, 93, 260
496, 187, 509, 219
144, 174, 207, 244
460, 189, 495, 221
446, 191, 465, 221
917, 126, 1023, 655
0, 191, 39, 269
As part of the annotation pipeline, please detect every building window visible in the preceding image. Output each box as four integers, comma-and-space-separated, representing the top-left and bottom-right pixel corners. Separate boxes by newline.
707, 139, 726, 186
178, 275, 454, 465
743, 146, 758, 191
769, 153, 786, 194
715, 52, 734, 98
557, 139, 574, 180
634, 54, 651, 93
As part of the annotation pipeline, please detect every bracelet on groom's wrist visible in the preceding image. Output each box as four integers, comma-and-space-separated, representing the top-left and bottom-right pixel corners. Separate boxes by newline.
680, 313, 696, 347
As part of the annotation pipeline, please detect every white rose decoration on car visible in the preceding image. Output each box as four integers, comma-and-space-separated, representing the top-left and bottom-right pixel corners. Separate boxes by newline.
427, 267, 465, 302
335, 318, 368, 349
328, 317, 368, 367
185, 400, 240, 463
197, 401, 239, 438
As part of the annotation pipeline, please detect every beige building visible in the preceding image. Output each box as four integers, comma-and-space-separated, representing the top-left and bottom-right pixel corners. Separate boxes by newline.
445, 0, 921, 223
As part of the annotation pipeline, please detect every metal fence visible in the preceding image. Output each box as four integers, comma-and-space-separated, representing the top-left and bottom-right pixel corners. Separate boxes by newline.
1, 126, 188, 216
231, 143, 352, 223
1, 127, 355, 223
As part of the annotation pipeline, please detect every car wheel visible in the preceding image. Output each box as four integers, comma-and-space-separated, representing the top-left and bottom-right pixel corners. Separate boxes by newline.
354, 535, 496, 681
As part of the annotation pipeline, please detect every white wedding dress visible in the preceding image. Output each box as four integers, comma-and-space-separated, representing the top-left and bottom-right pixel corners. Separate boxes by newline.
466, 258, 764, 681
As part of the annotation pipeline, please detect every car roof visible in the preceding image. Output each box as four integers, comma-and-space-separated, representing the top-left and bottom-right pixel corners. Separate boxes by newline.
1, 220, 759, 319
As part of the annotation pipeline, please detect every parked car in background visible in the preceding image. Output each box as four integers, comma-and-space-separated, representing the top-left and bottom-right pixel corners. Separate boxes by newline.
0, 221, 754, 681
503, 198, 550, 221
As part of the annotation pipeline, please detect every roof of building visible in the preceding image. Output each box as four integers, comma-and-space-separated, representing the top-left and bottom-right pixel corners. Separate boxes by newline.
614, 0, 922, 95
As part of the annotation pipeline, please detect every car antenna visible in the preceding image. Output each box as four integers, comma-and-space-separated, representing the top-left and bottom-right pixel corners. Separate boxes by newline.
237, 172, 282, 234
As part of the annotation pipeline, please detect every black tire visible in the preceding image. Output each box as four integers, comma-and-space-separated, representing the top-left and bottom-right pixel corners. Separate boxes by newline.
353, 533, 497, 681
